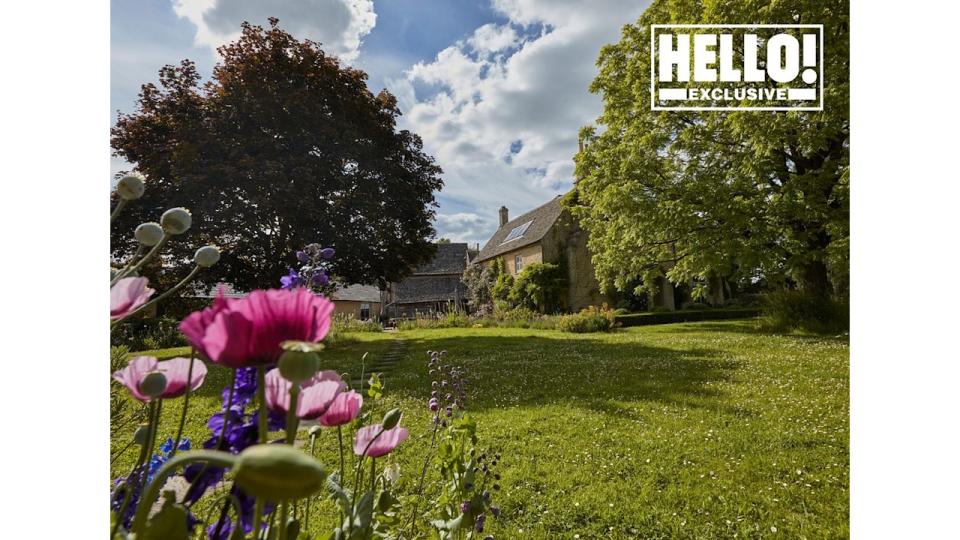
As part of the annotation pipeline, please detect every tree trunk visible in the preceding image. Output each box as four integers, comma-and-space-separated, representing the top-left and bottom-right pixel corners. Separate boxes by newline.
797, 260, 832, 300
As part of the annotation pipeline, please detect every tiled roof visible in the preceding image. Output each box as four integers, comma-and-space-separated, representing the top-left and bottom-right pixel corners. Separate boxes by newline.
474, 196, 564, 262
394, 275, 465, 304
413, 242, 469, 274
331, 284, 381, 303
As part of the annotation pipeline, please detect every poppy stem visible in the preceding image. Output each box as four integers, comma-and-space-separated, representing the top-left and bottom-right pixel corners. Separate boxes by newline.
285, 385, 300, 445
130, 450, 237, 535
170, 349, 196, 458
110, 400, 157, 538
252, 365, 268, 536
306, 431, 319, 531
110, 198, 128, 223
277, 502, 290, 539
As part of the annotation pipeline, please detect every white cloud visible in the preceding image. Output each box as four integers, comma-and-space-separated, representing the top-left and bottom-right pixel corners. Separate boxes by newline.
388, 0, 649, 246
467, 23, 518, 54
172, 0, 376, 61
434, 212, 493, 245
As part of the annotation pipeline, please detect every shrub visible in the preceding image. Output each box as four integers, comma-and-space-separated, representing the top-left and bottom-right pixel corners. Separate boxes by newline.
760, 289, 849, 334
396, 311, 471, 330
508, 262, 566, 313
557, 305, 617, 333
111, 316, 187, 351
489, 306, 556, 329
332, 313, 383, 333
490, 272, 514, 303
616, 307, 760, 327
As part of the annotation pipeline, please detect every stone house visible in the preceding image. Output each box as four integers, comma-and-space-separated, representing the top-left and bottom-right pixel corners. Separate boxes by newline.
472, 196, 612, 312
330, 284, 382, 321
385, 242, 470, 318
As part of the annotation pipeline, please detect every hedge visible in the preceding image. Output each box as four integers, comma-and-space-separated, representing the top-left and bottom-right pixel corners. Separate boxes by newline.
615, 307, 760, 327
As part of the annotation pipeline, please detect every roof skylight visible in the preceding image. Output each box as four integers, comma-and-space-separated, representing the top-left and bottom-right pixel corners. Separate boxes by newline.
501, 220, 533, 244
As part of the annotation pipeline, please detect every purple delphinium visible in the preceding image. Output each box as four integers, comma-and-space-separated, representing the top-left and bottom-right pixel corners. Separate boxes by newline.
282, 243, 336, 294
311, 270, 329, 286
425, 350, 468, 423
111, 437, 195, 530
280, 268, 302, 289
182, 367, 281, 537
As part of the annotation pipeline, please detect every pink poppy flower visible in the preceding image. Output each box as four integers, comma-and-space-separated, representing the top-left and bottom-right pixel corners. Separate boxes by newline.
155, 357, 208, 398
112, 356, 207, 401
353, 424, 409, 458
179, 288, 335, 368
315, 370, 348, 392
264, 369, 343, 420
319, 391, 363, 427
111, 277, 155, 320
112, 356, 159, 401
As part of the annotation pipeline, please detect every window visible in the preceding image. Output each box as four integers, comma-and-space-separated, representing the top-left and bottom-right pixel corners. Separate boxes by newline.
501, 220, 533, 244
514, 255, 523, 274
360, 303, 371, 320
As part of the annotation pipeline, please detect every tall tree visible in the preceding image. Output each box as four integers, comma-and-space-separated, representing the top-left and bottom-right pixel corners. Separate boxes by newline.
569, 0, 849, 301
112, 19, 443, 292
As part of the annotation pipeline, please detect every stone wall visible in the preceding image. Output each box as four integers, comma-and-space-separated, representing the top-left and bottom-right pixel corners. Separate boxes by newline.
333, 300, 381, 320
498, 243, 544, 275
543, 211, 612, 311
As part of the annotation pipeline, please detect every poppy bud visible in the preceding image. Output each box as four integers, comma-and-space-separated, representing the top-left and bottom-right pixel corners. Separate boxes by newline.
309, 426, 322, 439
133, 424, 150, 446
139, 371, 167, 399
160, 207, 192, 235
134, 222, 164, 246
116, 172, 146, 200
382, 408, 402, 430
233, 444, 327, 501
194, 245, 221, 267
278, 350, 321, 384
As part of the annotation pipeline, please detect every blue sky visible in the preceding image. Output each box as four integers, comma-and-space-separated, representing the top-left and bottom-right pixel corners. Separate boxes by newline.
112, 0, 649, 246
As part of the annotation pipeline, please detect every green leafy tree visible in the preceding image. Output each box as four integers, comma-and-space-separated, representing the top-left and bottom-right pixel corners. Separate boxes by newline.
111, 19, 443, 292
462, 258, 501, 311
490, 262, 514, 305
508, 262, 566, 313
569, 0, 849, 303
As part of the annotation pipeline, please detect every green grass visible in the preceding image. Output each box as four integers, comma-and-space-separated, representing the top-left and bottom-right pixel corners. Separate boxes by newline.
111, 321, 848, 539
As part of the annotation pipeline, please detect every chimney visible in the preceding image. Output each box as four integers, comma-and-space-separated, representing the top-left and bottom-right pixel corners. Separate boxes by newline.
499, 206, 509, 227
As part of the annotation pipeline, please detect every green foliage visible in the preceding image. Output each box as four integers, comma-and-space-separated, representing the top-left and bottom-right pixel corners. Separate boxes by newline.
111, 316, 187, 351
479, 306, 556, 330
556, 306, 617, 333
396, 312, 472, 331
461, 263, 496, 312
616, 307, 760, 327
332, 313, 384, 333
761, 289, 849, 334
569, 0, 849, 302
507, 262, 565, 313
489, 270, 513, 304
111, 20, 444, 292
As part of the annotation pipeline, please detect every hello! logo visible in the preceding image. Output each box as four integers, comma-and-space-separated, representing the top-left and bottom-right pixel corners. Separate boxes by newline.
650, 24, 824, 111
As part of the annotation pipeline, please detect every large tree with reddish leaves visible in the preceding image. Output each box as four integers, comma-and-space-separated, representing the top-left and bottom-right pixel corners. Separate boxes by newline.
112, 19, 443, 293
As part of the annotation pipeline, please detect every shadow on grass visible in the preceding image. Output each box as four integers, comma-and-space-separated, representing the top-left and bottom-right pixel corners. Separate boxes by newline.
385, 334, 744, 419
658, 321, 850, 343
187, 335, 396, 400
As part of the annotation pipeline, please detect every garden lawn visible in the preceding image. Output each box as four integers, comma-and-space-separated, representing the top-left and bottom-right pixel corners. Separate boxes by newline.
111, 321, 848, 539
